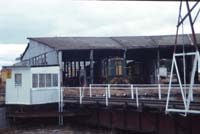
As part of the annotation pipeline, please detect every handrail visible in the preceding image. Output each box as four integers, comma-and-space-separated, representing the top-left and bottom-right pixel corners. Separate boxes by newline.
62, 84, 200, 109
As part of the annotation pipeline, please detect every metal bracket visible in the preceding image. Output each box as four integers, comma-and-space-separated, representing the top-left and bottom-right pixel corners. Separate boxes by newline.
166, 51, 200, 115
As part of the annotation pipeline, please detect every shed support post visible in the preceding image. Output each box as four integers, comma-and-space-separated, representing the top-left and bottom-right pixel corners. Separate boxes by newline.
59, 51, 63, 86
90, 50, 94, 84
123, 49, 127, 60
157, 48, 160, 84
58, 51, 63, 126
124, 49, 127, 74
74, 60, 77, 77
70, 61, 73, 78
66, 61, 69, 78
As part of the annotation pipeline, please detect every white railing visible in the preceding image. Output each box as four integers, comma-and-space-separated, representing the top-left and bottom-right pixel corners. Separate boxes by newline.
61, 84, 200, 114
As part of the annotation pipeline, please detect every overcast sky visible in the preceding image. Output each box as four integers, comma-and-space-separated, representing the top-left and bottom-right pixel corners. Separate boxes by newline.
0, 1, 199, 68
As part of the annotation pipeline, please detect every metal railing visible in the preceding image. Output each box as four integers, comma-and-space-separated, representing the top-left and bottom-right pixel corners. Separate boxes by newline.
61, 84, 200, 115
62, 84, 200, 105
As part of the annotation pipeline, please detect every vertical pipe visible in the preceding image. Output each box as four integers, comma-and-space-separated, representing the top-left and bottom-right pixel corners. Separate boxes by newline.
158, 84, 161, 100
61, 87, 63, 125
58, 87, 60, 125
79, 87, 82, 104
89, 84, 92, 97
58, 51, 63, 86
58, 51, 63, 126
90, 50, 94, 84
131, 84, 134, 99
105, 87, 108, 106
136, 87, 139, 107
157, 48, 161, 100
108, 84, 111, 98
157, 48, 160, 85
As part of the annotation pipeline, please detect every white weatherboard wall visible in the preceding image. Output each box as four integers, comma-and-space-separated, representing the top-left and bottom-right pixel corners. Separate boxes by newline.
6, 66, 60, 105
30, 66, 60, 105
23, 40, 58, 65
6, 67, 31, 104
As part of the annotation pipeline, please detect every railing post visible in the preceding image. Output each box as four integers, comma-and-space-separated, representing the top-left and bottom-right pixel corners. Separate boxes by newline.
136, 87, 139, 107
105, 87, 108, 106
158, 84, 161, 100
131, 84, 134, 99
89, 84, 92, 97
108, 84, 111, 98
79, 87, 82, 104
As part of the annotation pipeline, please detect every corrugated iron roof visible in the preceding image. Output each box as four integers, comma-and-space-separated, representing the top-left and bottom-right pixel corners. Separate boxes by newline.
28, 37, 123, 50
27, 34, 200, 50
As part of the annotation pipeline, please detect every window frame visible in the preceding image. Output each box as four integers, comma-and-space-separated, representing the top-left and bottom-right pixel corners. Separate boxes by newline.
32, 73, 59, 88
15, 73, 22, 87
32, 74, 39, 88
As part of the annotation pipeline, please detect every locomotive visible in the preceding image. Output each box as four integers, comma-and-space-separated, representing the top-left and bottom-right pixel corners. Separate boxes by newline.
101, 57, 129, 84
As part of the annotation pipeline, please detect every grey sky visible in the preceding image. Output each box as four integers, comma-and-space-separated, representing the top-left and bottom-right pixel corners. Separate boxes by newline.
0, 1, 199, 67
0, 1, 181, 44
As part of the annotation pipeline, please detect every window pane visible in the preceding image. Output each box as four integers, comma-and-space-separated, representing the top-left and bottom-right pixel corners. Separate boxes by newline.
15, 73, 22, 86
53, 74, 58, 87
39, 74, 45, 87
32, 74, 38, 88
46, 74, 51, 87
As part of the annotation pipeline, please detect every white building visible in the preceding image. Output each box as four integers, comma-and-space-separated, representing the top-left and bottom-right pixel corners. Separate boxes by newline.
5, 66, 60, 105
5, 34, 200, 105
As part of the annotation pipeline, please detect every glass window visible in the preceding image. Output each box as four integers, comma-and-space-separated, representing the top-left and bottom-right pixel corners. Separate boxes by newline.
15, 73, 22, 86
52, 74, 58, 87
32, 74, 38, 88
46, 74, 51, 87
39, 74, 45, 87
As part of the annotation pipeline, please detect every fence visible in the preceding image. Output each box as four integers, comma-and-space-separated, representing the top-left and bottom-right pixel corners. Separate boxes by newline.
61, 84, 200, 107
